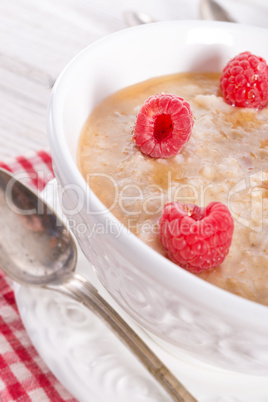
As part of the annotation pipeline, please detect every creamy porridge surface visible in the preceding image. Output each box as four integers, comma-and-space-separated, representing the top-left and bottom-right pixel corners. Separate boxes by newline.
77, 72, 268, 306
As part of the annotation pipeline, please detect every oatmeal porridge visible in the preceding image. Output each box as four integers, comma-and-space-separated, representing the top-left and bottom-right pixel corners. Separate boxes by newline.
77, 72, 268, 305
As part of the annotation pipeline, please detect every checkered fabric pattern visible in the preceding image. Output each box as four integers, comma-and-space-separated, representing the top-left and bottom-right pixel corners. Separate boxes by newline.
0, 151, 77, 401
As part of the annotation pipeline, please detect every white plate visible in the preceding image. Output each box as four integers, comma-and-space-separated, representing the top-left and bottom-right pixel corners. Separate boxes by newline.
15, 180, 268, 402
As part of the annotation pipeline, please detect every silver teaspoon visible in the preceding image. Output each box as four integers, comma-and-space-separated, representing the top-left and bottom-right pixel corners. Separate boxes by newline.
199, 0, 236, 23
124, 11, 157, 26
124, 1, 236, 27
0, 169, 197, 402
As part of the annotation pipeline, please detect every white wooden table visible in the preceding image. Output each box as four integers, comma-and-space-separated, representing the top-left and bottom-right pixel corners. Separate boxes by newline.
0, 0, 120, 160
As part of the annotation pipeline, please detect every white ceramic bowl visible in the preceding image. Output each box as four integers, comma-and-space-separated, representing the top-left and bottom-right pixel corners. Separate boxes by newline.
47, 20, 268, 375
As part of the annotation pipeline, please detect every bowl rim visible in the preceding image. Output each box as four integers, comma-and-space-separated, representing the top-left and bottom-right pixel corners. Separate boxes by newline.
47, 19, 268, 327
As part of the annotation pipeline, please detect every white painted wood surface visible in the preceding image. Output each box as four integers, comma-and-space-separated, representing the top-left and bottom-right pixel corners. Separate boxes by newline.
0, 0, 266, 161
0, 0, 123, 160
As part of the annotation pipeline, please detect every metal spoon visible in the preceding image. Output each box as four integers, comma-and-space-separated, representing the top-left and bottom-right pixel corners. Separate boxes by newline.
124, 0, 236, 27
124, 11, 156, 26
199, 0, 236, 23
0, 168, 196, 402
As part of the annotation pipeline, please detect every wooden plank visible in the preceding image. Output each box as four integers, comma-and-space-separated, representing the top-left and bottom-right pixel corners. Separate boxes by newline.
0, 0, 125, 160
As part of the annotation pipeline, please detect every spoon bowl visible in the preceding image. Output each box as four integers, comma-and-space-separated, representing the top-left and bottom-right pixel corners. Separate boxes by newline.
0, 169, 77, 286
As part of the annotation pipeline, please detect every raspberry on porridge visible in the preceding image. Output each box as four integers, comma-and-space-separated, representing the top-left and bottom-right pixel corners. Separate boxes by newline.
133, 93, 194, 158
159, 201, 234, 273
220, 51, 268, 109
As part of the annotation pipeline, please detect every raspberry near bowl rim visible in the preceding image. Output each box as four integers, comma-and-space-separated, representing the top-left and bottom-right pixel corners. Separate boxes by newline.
47, 20, 268, 374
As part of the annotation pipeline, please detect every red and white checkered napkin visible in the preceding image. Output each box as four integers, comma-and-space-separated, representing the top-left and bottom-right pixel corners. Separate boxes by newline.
0, 151, 77, 401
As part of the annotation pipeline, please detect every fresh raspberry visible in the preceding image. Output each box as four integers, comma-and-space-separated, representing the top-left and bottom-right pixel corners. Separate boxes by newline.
220, 51, 268, 109
159, 202, 234, 273
133, 93, 194, 158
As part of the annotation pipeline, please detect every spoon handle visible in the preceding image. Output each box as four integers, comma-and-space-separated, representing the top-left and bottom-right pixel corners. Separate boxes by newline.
48, 273, 197, 402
